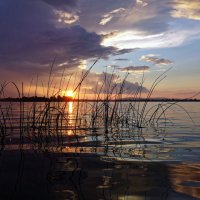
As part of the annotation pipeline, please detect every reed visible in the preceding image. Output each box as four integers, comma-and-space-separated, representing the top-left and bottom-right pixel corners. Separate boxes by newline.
0, 64, 196, 150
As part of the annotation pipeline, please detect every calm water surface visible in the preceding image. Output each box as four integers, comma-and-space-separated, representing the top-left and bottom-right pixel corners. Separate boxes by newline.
0, 102, 200, 199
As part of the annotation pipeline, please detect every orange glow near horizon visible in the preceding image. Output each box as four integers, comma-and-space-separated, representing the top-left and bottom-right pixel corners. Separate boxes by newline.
62, 90, 75, 98
58, 88, 199, 100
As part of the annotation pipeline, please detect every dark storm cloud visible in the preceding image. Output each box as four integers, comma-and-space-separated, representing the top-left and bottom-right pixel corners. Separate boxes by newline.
0, 0, 135, 76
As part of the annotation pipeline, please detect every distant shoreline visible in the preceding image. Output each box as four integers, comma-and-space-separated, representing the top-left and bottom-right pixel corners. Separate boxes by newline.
0, 97, 200, 102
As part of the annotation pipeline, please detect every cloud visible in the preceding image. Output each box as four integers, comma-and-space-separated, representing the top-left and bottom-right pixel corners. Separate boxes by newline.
0, 0, 136, 77
101, 31, 119, 39
78, 60, 87, 69
81, 71, 149, 94
99, 8, 125, 25
171, 0, 200, 20
77, 0, 200, 49
115, 58, 130, 61
1, 0, 199, 98
105, 65, 120, 68
136, 0, 148, 7
118, 66, 150, 72
42, 0, 78, 9
49, 67, 149, 95
79, 0, 172, 35
100, 16, 113, 26
54, 10, 79, 24
140, 55, 173, 65
102, 28, 200, 49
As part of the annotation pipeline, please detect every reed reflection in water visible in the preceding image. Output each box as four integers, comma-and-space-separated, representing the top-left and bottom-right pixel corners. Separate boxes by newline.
0, 151, 199, 200
0, 102, 200, 199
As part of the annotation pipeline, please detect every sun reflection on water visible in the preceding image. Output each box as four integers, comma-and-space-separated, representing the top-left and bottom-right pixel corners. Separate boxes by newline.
68, 101, 73, 114
66, 129, 73, 136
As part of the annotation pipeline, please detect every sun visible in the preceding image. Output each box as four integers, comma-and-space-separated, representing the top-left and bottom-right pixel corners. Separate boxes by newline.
66, 90, 74, 97
62, 90, 75, 98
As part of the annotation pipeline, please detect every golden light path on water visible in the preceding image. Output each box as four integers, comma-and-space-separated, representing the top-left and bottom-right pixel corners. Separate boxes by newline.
68, 101, 73, 114
66, 101, 74, 136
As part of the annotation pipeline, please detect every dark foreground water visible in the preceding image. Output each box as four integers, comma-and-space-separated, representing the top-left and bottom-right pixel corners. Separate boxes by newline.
0, 102, 200, 200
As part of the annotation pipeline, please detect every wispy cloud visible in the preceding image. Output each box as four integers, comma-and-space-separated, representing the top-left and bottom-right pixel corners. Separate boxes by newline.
99, 8, 125, 25
102, 28, 200, 49
115, 58, 130, 61
140, 54, 173, 65
118, 66, 150, 72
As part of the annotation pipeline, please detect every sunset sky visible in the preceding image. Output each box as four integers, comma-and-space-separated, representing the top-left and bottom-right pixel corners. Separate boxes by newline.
0, 0, 200, 98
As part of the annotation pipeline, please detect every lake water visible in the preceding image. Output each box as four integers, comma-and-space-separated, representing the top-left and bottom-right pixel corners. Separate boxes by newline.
0, 101, 200, 199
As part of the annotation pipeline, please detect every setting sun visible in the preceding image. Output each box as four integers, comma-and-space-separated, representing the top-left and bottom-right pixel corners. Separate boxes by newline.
62, 90, 75, 98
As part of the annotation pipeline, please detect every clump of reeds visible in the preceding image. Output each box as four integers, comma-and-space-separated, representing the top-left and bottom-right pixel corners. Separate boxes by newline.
0, 60, 197, 150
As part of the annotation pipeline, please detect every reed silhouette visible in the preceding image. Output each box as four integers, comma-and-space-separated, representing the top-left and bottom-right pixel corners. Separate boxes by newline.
0, 60, 199, 200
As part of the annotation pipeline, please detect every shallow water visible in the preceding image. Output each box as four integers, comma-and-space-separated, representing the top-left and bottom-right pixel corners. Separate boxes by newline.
0, 101, 200, 199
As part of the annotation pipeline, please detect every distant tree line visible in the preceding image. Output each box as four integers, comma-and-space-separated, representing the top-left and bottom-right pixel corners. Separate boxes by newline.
0, 96, 200, 102
0, 95, 73, 102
